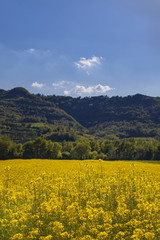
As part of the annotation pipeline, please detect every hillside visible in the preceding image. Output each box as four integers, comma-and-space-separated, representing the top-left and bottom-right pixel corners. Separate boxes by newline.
45, 94, 160, 139
1, 87, 160, 142
0, 88, 87, 143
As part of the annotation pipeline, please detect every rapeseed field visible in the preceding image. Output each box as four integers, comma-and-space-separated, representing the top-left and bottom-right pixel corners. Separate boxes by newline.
0, 159, 160, 239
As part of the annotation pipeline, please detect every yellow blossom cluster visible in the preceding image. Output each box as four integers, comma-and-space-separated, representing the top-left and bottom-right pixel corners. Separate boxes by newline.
0, 159, 160, 239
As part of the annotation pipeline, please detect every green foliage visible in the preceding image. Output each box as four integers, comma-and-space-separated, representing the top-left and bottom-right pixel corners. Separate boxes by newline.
45, 93, 160, 140
47, 132, 76, 142
1, 88, 160, 143
1, 87, 160, 161
1, 136, 160, 160
0, 136, 13, 159
23, 138, 62, 159
71, 142, 91, 160
0, 88, 86, 143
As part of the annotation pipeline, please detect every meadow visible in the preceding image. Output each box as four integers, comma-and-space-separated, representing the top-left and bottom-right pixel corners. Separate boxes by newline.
0, 159, 160, 240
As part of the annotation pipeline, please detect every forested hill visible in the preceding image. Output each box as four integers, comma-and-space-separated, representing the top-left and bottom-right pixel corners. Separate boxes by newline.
1, 87, 160, 142
45, 93, 160, 139
0, 88, 86, 143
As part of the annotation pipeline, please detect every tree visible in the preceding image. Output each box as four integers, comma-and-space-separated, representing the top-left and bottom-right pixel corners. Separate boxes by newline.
33, 137, 48, 158
101, 140, 115, 159
47, 141, 62, 159
23, 138, 62, 159
11, 143, 23, 159
23, 140, 36, 158
0, 136, 13, 159
71, 142, 91, 160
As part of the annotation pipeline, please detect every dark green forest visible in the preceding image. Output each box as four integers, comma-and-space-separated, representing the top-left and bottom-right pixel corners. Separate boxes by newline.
1, 87, 160, 160
1, 136, 160, 160
1, 87, 160, 143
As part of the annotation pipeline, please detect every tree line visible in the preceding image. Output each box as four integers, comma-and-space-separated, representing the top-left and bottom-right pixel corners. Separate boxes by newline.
1, 136, 160, 160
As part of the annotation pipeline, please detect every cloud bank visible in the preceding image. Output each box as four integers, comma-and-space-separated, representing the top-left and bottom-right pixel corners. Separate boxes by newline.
75, 56, 103, 74
64, 84, 114, 96
32, 81, 44, 88
26, 48, 36, 53
52, 80, 72, 88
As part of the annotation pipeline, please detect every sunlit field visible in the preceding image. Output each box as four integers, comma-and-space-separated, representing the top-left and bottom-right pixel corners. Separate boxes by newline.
0, 159, 160, 240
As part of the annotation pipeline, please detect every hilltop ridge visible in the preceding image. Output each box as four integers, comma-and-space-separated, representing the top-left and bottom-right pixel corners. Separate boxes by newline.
0, 88, 160, 142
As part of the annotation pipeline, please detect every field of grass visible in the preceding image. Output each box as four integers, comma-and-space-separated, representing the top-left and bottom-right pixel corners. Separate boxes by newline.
0, 159, 160, 239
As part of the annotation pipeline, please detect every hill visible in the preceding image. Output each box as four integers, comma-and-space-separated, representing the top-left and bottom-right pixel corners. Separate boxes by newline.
45, 94, 160, 139
0, 87, 160, 142
0, 88, 87, 143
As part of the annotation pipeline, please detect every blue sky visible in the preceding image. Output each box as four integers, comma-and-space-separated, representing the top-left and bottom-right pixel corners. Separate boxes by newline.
1, 0, 160, 97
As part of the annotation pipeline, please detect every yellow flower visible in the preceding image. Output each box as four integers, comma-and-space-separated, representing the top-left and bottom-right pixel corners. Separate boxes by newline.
10, 233, 23, 240
0, 159, 160, 239
115, 231, 125, 239
97, 231, 108, 239
144, 232, 155, 239
131, 228, 144, 239
39, 235, 53, 240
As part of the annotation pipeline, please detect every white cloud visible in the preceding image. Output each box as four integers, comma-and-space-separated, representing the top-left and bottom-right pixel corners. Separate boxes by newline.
53, 81, 64, 87
53, 81, 67, 87
64, 90, 70, 95
95, 84, 113, 93
75, 56, 103, 74
26, 48, 36, 53
74, 85, 93, 94
64, 84, 114, 96
52, 80, 74, 88
32, 81, 44, 88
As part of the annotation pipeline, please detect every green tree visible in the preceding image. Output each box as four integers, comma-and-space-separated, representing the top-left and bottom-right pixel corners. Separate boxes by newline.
33, 137, 48, 158
11, 143, 24, 159
101, 140, 115, 159
0, 136, 13, 159
23, 140, 36, 158
71, 142, 91, 160
47, 141, 62, 159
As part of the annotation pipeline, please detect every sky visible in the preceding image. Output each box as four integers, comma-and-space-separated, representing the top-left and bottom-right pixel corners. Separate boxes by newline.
1, 0, 160, 97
